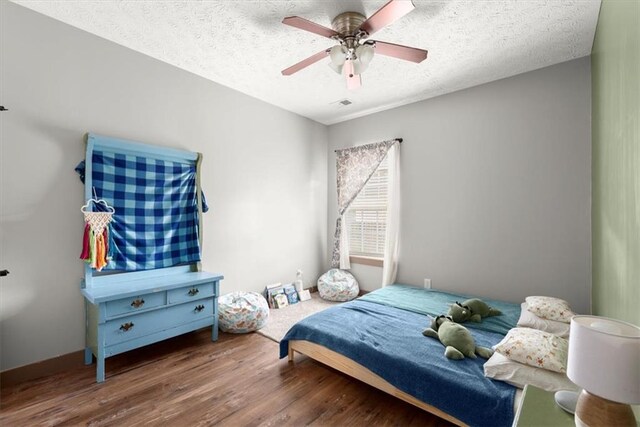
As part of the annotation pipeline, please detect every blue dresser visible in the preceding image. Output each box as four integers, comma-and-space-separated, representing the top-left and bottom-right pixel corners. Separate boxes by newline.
82, 266, 223, 382
79, 133, 222, 383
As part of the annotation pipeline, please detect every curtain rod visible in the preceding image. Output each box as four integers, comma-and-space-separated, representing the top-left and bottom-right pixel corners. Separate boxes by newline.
334, 138, 402, 153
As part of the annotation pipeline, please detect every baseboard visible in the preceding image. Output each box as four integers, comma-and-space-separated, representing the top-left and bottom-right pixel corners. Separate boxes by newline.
1, 350, 84, 389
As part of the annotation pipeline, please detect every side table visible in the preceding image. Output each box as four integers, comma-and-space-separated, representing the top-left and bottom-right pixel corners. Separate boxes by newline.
513, 384, 574, 427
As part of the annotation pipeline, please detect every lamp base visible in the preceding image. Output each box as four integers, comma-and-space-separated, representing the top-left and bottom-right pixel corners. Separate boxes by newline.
574, 390, 636, 427
554, 390, 579, 414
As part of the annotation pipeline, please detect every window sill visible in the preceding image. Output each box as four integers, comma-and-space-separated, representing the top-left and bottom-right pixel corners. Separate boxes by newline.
349, 255, 384, 268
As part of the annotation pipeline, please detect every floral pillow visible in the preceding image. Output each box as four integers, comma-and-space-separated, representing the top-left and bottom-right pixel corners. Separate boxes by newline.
494, 327, 568, 373
518, 303, 571, 338
484, 352, 578, 392
525, 296, 575, 323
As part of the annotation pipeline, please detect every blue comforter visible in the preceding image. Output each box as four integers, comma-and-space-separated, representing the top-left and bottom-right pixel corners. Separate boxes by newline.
360, 284, 521, 335
280, 292, 519, 427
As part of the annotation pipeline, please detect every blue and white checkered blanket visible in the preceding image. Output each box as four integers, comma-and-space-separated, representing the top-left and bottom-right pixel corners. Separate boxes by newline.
77, 151, 202, 270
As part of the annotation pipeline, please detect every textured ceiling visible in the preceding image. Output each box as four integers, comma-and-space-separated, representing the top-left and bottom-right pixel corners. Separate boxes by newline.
12, 0, 601, 125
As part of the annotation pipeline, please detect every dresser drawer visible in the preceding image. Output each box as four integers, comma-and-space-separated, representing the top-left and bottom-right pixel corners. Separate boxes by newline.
105, 298, 214, 346
167, 282, 215, 304
105, 292, 166, 318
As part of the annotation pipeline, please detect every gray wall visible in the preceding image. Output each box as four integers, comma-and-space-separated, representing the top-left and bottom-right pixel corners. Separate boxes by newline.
0, 2, 592, 372
0, 2, 328, 371
327, 58, 592, 314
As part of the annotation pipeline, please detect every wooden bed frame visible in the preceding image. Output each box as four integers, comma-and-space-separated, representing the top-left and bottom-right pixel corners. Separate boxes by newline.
288, 339, 467, 427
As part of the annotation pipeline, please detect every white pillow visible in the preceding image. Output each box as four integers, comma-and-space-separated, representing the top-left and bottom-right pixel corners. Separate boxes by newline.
517, 303, 570, 338
525, 296, 575, 323
484, 352, 578, 392
494, 327, 568, 373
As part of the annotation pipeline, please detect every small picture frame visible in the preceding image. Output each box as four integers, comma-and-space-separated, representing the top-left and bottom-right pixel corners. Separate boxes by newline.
298, 289, 311, 302
274, 293, 289, 309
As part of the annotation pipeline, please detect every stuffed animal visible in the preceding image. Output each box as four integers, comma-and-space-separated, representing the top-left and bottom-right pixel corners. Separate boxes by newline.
464, 298, 502, 318
448, 302, 479, 323
423, 315, 494, 360
447, 299, 502, 323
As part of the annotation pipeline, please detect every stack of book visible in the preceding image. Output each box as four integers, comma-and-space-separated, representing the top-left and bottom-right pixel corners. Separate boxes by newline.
264, 282, 299, 308
284, 284, 299, 304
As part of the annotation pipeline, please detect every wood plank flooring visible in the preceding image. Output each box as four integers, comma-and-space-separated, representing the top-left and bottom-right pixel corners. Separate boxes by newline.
0, 329, 453, 426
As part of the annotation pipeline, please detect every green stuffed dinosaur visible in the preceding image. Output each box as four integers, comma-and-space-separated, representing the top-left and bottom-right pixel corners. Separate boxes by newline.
423, 315, 494, 360
447, 299, 502, 323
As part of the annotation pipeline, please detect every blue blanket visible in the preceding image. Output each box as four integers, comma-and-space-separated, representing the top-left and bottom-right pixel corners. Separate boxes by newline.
359, 284, 520, 335
280, 299, 517, 427
76, 151, 202, 271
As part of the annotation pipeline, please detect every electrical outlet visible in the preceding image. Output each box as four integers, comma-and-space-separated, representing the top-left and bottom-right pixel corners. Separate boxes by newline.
424, 278, 432, 289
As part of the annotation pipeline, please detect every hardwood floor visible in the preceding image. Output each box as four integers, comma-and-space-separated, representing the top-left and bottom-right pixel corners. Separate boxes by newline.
0, 329, 453, 426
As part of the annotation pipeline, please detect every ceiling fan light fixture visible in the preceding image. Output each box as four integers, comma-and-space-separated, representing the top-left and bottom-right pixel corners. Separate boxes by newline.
328, 61, 343, 74
281, 0, 427, 88
356, 44, 375, 65
353, 43, 375, 75
353, 60, 367, 76
329, 45, 347, 65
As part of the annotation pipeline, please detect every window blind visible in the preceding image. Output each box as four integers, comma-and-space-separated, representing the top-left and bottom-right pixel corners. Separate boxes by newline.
346, 155, 388, 258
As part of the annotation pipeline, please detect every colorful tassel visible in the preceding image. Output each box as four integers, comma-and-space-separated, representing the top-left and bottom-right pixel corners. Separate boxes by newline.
102, 227, 109, 261
80, 223, 90, 260
89, 231, 96, 269
80, 213, 114, 271
95, 233, 106, 271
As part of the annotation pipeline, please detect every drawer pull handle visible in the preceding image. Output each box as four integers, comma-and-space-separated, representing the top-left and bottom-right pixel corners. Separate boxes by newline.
119, 322, 134, 332
194, 304, 205, 313
120, 322, 133, 332
188, 288, 199, 296
130, 298, 145, 308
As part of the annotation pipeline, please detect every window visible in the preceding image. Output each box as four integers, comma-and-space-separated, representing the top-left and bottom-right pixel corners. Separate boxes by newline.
346, 154, 388, 261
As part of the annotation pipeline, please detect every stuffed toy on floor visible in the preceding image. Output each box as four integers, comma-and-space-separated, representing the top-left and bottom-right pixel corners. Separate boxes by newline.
423, 315, 494, 360
447, 298, 502, 323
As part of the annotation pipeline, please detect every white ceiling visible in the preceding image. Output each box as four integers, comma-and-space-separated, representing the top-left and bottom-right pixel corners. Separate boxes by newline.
12, 0, 601, 125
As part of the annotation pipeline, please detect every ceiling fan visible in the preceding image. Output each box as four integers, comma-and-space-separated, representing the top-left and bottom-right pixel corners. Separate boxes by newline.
281, 0, 428, 90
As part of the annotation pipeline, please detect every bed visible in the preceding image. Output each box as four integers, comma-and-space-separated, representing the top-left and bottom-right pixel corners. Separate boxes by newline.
280, 284, 522, 427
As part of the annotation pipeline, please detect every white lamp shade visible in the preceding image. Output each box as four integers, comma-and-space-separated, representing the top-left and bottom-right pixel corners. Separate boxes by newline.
353, 44, 374, 75
328, 61, 343, 74
329, 45, 346, 66
567, 315, 640, 404
356, 44, 375, 65
353, 60, 368, 75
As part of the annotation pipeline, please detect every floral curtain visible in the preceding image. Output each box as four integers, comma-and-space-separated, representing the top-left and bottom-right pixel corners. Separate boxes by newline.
331, 139, 398, 268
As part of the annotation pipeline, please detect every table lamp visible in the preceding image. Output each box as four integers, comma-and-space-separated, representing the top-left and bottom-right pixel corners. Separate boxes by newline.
566, 315, 640, 427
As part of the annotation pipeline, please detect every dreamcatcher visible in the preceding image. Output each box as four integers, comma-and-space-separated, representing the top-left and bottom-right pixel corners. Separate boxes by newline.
80, 191, 115, 271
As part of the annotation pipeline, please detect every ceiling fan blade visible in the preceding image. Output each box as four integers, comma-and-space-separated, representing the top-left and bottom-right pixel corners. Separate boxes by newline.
359, 0, 415, 36
282, 16, 339, 39
281, 49, 330, 76
347, 74, 361, 90
373, 40, 428, 63
343, 60, 361, 90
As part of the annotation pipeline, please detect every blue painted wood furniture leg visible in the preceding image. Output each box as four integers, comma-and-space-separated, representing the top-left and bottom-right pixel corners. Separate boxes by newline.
84, 347, 93, 365
96, 356, 105, 383
211, 298, 218, 341
96, 323, 105, 383
211, 325, 218, 341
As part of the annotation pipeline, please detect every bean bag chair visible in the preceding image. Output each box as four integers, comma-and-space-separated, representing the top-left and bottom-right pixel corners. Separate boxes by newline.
218, 291, 269, 333
317, 269, 359, 302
